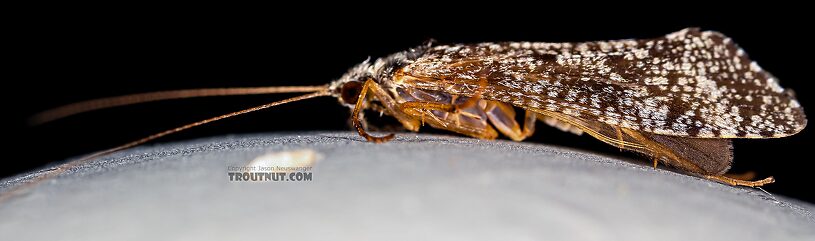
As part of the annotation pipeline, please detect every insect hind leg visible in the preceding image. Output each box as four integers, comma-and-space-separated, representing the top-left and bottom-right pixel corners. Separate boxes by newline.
527, 110, 775, 187
705, 175, 775, 187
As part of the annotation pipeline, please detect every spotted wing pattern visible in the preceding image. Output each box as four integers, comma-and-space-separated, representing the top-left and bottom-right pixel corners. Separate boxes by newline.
398, 28, 806, 138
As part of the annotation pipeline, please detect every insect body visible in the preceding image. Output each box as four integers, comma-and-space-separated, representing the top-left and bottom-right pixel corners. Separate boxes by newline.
21, 28, 807, 194
330, 28, 806, 186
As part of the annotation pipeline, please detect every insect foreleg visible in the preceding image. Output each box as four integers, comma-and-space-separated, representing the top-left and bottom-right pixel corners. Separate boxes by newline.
352, 79, 396, 143
364, 80, 421, 132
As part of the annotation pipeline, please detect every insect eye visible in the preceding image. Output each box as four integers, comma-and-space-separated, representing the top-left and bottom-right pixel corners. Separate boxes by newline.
340, 81, 364, 104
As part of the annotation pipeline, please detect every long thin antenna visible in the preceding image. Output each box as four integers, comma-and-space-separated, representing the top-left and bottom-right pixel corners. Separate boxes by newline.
2, 90, 330, 203
30, 85, 328, 125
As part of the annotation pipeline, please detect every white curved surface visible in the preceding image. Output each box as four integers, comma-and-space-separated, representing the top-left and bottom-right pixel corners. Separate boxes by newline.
1, 132, 813, 240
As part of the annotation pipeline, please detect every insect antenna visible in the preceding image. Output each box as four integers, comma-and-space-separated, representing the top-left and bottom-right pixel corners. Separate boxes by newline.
29, 85, 328, 125
3, 90, 330, 203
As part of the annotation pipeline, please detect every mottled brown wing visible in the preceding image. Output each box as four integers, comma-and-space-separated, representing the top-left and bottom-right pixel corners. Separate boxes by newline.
398, 28, 807, 138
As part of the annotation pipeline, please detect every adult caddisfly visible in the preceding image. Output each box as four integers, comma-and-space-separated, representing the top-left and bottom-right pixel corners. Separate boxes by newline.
16, 28, 809, 197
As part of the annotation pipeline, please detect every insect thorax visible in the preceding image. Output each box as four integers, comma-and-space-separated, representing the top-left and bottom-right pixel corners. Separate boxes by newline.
329, 46, 428, 108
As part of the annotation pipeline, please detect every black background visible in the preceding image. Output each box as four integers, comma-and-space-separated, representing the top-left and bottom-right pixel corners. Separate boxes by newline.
7, 9, 813, 202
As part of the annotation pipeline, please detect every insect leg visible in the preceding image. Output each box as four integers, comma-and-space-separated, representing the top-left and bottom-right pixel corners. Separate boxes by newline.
400, 102, 455, 113
521, 111, 536, 139
400, 101, 456, 126
527, 109, 717, 174
363, 79, 422, 132
399, 100, 499, 140
453, 77, 489, 110
620, 129, 707, 174
484, 102, 535, 141
526, 110, 768, 186
615, 126, 625, 152
652, 155, 660, 169
352, 79, 396, 143
527, 108, 762, 186
619, 129, 774, 187
538, 115, 584, 135
704, 175, 775, 187
526, 108, 646, 151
